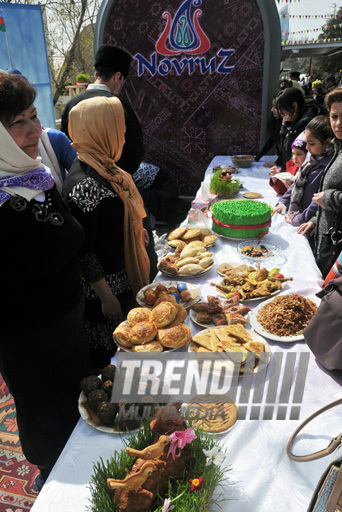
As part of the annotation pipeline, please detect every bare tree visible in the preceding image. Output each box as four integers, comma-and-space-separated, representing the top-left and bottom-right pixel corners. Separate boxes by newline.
4, 0, 101, 104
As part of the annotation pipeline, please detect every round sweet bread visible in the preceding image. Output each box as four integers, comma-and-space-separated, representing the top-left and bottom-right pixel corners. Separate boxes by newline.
168, 226, 188, 241
181, 228, 201, 240
189, 402, 238, 432
127, 307, 152, 327
130, 321, 158, 345
113, 324, 133, 348
151, 301, 177, 328
131, 340, 164, 352
157, 323, 191, 349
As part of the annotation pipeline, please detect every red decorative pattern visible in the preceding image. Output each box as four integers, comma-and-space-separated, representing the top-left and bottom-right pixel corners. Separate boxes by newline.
0, 375, 38, 511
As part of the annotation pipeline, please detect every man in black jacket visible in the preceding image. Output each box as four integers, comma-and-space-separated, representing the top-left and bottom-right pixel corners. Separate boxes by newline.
61, 45, 144, 175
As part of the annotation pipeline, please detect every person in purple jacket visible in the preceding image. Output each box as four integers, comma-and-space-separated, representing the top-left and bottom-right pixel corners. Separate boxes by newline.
273, 116, 334, 230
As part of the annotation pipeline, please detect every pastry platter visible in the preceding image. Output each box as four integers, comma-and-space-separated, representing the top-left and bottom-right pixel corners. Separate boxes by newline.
157, 261, 214, 278
136, 281, 201, 309
78, 392, 142, 434
188, 326, 271, 375
167, 225, 218, 249
113, 320, 190, 353
249, 295, 320, 343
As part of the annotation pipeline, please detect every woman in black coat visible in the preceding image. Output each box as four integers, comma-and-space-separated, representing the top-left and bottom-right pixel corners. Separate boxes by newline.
275, 87, 320, 171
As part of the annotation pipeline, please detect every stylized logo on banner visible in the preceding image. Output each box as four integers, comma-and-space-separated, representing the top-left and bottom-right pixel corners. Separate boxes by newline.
155, 0, 210, 56
134, 0, 235, 77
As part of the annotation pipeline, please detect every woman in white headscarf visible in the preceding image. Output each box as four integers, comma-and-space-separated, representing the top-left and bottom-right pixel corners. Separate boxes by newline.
0, 74, 89, 489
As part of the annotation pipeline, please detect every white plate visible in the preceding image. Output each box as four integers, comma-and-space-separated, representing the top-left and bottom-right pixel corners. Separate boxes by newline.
249, 295, 320, 343
78, 392, 142, 434
136, 281, 201, 309
214, 261, 287, 301
157, 262, 214, 278
237, 240, 282, 260
189, 327, 271, 374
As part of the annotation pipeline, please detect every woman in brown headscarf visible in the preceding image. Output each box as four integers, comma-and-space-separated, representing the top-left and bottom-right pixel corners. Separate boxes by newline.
63, 96, 150, 369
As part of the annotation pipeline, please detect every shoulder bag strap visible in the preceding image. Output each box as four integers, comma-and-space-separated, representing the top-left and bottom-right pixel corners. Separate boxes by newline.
287, 398, 342, 462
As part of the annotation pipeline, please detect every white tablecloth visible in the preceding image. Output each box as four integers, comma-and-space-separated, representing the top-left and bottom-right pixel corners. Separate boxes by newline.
32, 156, 342, 512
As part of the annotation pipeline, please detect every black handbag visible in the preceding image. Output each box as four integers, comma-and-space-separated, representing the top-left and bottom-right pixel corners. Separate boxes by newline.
287, 399, 342, 512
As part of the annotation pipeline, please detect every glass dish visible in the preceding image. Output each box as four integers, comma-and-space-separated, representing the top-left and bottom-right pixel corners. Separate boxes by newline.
237, 240, 282, 261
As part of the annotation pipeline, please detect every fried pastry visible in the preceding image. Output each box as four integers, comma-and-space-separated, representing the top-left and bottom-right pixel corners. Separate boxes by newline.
113, 324, 134, 348
226, 313, 248, 326
131, 341, 164, 352
151, 301, 177, 328
168, 226, 188, 241
127, 307, 152, 326
168, 239, 183, 248
199, 228, 212, 237
158, 323, 191, 349
173, 303, 187, 324
158, 256, 178, 275
181, 228, 201, 240
174, 241, 187, 257
199, 256, 214, 269
186, 240, 205, 248
130, 321, 158, 345
202, 235, 217, 246
176, 257, 200, 268
180, 263, 204, 275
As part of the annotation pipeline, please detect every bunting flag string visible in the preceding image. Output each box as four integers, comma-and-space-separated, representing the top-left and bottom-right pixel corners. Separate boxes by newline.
282, 37, 342, 45
280, 14, 341, 20
283, 23, 342, 37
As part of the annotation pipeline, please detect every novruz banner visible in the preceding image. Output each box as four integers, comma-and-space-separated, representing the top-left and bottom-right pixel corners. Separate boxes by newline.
96, 0, 280, 195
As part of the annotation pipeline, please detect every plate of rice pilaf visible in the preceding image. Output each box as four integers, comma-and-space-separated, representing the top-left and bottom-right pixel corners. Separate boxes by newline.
249, 294, 318, 342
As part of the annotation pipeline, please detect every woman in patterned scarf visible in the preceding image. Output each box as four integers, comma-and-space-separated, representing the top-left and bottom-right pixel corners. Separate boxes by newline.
63, 95, 150, 369
0, 73, 89, 489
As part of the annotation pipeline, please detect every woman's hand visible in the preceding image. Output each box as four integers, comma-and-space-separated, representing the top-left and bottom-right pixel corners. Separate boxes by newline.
284, 213, 294, 225
101, 294, 123, 322
312, 192, 325, 208
143, 228, 149, 246
297, 221, 316, 236
90, 278, 123, 322
273, 205, 283, 214
269, 165, 279, 177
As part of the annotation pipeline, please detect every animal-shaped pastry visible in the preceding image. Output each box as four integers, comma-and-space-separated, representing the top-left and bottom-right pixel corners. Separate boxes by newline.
107, 462, 156, 491
125, 435, 170, 460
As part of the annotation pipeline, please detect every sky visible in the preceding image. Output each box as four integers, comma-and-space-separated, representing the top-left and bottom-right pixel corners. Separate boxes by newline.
277, 0, 342, 42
